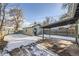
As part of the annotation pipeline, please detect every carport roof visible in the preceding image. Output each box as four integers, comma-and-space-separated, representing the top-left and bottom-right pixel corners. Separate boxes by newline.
41, 4, 79, 28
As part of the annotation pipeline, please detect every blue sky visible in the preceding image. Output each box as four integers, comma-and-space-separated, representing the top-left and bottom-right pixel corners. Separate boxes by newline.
19, 3, 67, 23
7, 3, 67, 26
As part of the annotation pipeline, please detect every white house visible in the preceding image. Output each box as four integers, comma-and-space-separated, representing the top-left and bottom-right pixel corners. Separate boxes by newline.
23, 24, 42, 36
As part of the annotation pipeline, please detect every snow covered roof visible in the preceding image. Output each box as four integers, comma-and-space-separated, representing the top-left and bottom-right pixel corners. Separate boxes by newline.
24, 24, 41, 28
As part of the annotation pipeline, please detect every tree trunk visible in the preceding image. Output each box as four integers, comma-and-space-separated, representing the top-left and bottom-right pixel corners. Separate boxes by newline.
0, 4, 6, 41
14, 21, 19, 33
0, 32, 5, 41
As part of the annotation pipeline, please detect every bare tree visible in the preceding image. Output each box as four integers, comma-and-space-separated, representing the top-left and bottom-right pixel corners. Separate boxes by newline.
62, 3, 73, 12
43, 16, 56, 26
9, 7, 23, 32
60, 3, 74, 20
0, 3, 8, 41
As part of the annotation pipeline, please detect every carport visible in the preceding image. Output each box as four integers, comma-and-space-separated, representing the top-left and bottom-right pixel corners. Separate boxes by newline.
41, 3, 79, 45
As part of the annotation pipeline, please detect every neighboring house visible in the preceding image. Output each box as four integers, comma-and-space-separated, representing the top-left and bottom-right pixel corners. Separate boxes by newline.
23, 27, 33, 36
23, 24, 42, 36
43, 24, 76, 36
67, 24, 76, 35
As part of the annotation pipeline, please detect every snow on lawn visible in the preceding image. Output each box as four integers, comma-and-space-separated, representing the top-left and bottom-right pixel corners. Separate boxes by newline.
4, 34, 42, 51
39, 34, 76, 42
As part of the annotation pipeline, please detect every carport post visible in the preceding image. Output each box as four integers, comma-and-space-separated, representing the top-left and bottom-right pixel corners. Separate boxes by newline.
42, 28, 44, 40
49, 28, 51, 39
75, 19, 79, 45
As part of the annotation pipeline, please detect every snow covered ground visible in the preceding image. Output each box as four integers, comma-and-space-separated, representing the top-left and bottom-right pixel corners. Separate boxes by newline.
21, 43, 58, 56
39, 34, 76, 42
0, 42, 58, 56
4, 34, 42, 51
4, 34, 77, 52
1, 34, 75, 56
1, 34, 58, 56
